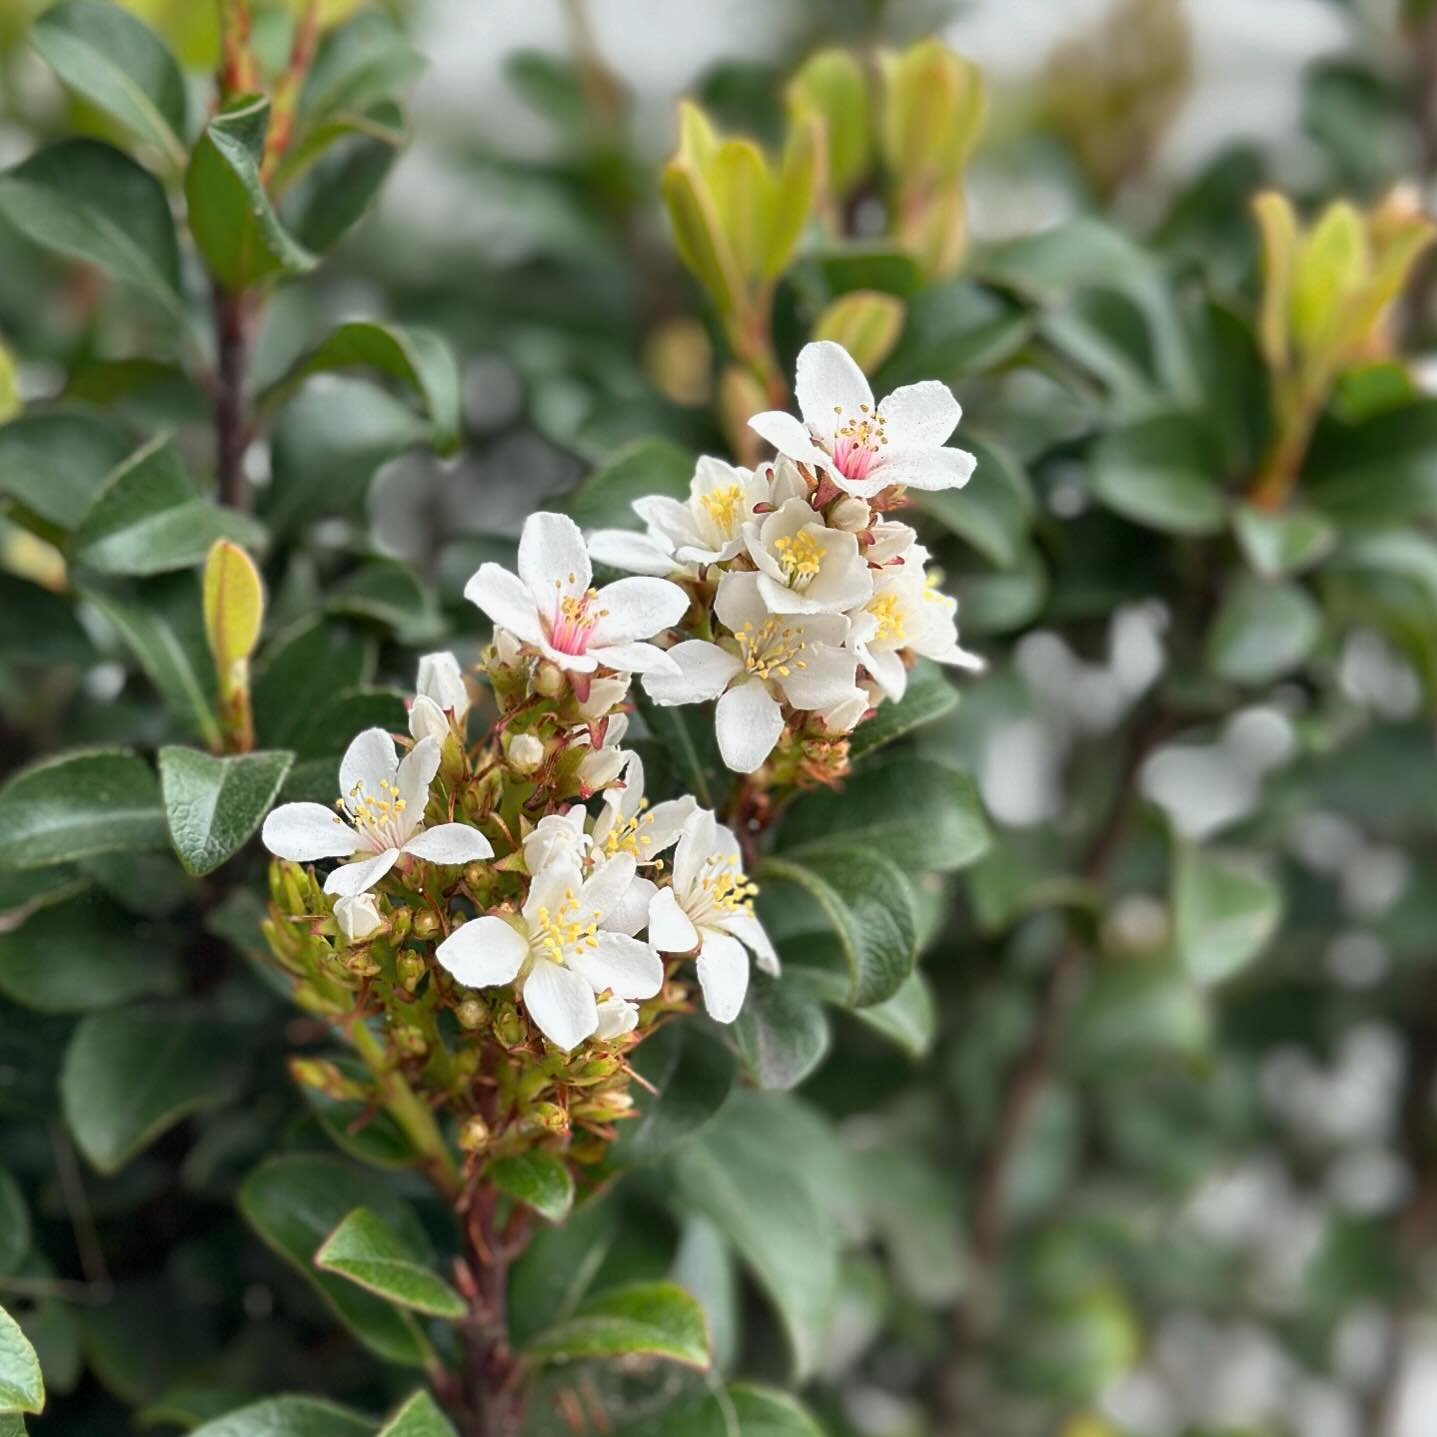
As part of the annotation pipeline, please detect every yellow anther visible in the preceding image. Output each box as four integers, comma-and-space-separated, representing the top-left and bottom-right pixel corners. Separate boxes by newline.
868, 592, 907, 644
735, 616, 807, 682
772, 529, 826, 583
698, 484, 746, 535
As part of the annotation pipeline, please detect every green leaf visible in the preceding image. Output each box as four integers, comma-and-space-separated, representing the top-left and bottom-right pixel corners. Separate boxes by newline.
488, 1152, 575, 1224
71, 436, 265, 577
378, 1392, 456, 1437
616, 1384, 824, 1437
611, 1022, 736, 1166
0, 750, 165, 870
0, 892, 181, 1014
83, 580, 221, 746
852, 970, 937, 1059
757, 846, 917, 1008
1206, 576, 1321, 685
324, 561, 441, 641
0, 1413, 24, 1434
0, 410, 132, 531
262, 322, 460, 455
0, 1171, 29, 1278
565, 437, 696, 532
914, 431, 1035, 569
316, 1207, 467, 1320
186, 96, 316, 290
631, 690, 724, 811
0, 574, 90, 666
847, 661, 958, 761
0, 1304, 43, 1415
1071, 958, 1212, 1070
779, 755, 990, 873
1173, 846, 1282, 986
31, 0, 187, 168
288, 688, 408, 762
298, 12, 425, 128
1232, 503, 1337, 578
252, 619, 372, 748
61, 1003, 247, 1173
671, 1094, 842, 1379
158, 747, 294, 877
812, 244, 925, 298
1090, 412, 1226, 536
733, 971, 831, 1090
522, 1282, 710, 1368
280, 105, 402, 253
238, 1155, 431, 1367
0, 140, 183, 319
187, 1397, 376, 1437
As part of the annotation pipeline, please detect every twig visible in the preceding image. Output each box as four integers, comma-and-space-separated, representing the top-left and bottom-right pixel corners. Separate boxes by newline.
213, 282, 252, 511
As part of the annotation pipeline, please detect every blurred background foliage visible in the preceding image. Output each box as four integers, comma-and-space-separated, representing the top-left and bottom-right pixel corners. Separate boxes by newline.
7, 0, 1437, 1434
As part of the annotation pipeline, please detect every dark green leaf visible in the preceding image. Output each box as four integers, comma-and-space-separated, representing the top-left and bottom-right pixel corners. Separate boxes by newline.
316, 1207, 466, 1319
812, 244, 924, 298
187, 1397, 377, 1437
186, 96, 316, 290
847, 661, 958, 761
288, 689, 408, 761
324, 561, 441, 641
1206, 576, 1321, 685
0, 892, 181, 1014
615, 1383, 824, 1437
298, 13, 425, 127
158, 747, 294, 877
0, 1170, 29, 1278
565, 438, 695, 532
733, 970, 831, 1090
611, 1022, 736, 1166
852, 971, 937, 1058
71, 436, 265, 576
280, 106, 402, 252
1090, 412, 1227, 536
488, 1152, 575, 1224
31, 0, 187, 166
378, 1392, 456, 1437
1173, 846, 1282, 986
252, 619, 372, 748
0, 574, 90, 666
0, 750, 165, 870
522, 1282, 709, 1368
914, 431, 1034, 569
0, 1304, 42, 1415
0, 410, 132, 531
1232, 503, 1336, 578
238, 1155, 431, 1367
61, 1003, 247, 1172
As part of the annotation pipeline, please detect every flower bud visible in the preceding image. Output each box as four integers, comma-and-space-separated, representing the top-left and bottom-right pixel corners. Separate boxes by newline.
493, 1003, 526, 1049
463, 862, 489, 889
344, 951, 381, 978
288, 1057, 366, 1101
333, 893, 384, 944
389, 906, 413, 940
573, 1091, 635, 1122
416, 650, 470, 720
528, 1101, 569, 1134
508, 732, 545, 774
813, 291, 904, 376
456, 997, 490, 1030
412, 910, 440, 939
397, 951, 427, 992
827, 495, 872, 533
534, 661, 564, 697
393, 1025, 427, 1057
457, 1115, 491, 1152
493, 629, 523, 667
576, 676, 630, 720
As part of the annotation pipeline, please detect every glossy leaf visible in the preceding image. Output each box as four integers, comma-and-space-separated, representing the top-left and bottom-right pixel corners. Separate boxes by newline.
616, 1384, 824, 1437
298, 12, 425, 127
853, 971, 938, 1059
0, 411, 132, 531
1090, 412, 1226, 536
158, 747, 294, 877
733, 971, 831, 1090
611, 1022, 736, 1165
377, 1392, 456, 1437
488, 1152, 575, 1224
187, 1397, 376, 1437
0, 1305, 42, 1415
61, 1004, 247, 1173
1206, 576, 1321, 685
522, 1282, 709, 1368
915, 431, 1035, 569
316, 1207, 466, 1319
252, 619, 372, 747
0, 750, 166, 870
847, 661, 959, 761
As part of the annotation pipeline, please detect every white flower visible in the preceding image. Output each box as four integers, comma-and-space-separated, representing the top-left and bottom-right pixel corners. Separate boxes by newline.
594, 995, 639, 1040
334, 893, 384, 943
464, 512, 689, 675
642, 571, 862, 773
744, 496, 873, 615
522, 810, 590, 874
508, 732, 545, 774
434, 854, 663, 1051
647, 809, 778, 1023
574, 712, 632, 793
261, 728, 494, 897
848, 548, 984, 701
576, 675, 630, 720
867, 520, 918, 564
409, 651, 470, 744
749, 340, 975, 499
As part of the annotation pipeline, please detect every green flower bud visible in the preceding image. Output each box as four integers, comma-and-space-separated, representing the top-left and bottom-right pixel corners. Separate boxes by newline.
457, 1115, 491, 1152
493, 1003, 526, 1050
412, 910, 440, 939
392, 1025, 427, 1057
456, 997, 490, 1030
528, 1101, 569, 1134
397, 951, 427, 993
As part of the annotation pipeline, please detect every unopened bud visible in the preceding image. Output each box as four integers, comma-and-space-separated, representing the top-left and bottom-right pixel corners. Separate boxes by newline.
397, 951, 427, 992
463, 861, 489, 889
288, 1057, 366, 1101
529, 1101, 569, 1134
390, 907, 413, 940
508, 732, 545, 774
534, 661, 564, 697
827, 495, 872, 532
572, 1054, 622, 1082
412, 910, 440, 939
453, 1048, 481, 1077
333, 893, 384, 944
573, 1091, 635, 1121
457, 1115, 491, 1152
456, 997, 490, 1030
344, 952, 381, 978
493, 1004, 526, 1049
393, 1025, 427, 1057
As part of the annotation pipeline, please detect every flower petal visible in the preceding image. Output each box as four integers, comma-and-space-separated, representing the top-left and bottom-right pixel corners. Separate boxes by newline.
571, 931, 663, 1000
641, 640, 741, 706
633, 495, 697, 548
589, 642, 679, 675
396, 735, 441, 816
748, 409, 827, 467
323, 847, 400, 897
435, 915, 527, 987
519, 510, 590, 605
340, 728, 398, 811
795, 340, 872, 436
408, 694, 450, 745
262, 802, 360, 862
333, 893, 384, 943
876, 445, 976, 493
580, 852, 638, 919
647, 885, 700, 953
592, 576, 690, 646
645, 796, 698, 855
715, 680, 784, 774
717, 910, 780, 975
713, 570, 769, 634
464, 563, 545, 646
696, 929, 750, 1023
522, 958, 598, 1051
672, 807, 716, 897
605, 875, 657, 937
416, 651, 469, 717
877, 379, 961, 449
523, 858, 585, 926
779, 642, 858, 711
403, 822, 494, 865
594, 996, 639, 1040
587, 528, 677, 577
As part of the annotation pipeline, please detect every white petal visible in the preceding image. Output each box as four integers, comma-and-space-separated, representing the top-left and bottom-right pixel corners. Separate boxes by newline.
587, 528, 677, 577
408, 695, 450, 745
523, 858, 585, 926
589, 642, 679, 675
464, 564, 545, 646
333, 893, 384, 943
715, 680, 784, 774
594, 996, 639, 1040
571, 931, 663, 1000
606, 875, 657, 937
262, 802, 360, 862
396, 735, 441, 817
633, 495, 698, 548
323, 847, 400, 897
340, 728, 398, 811
876, 446, 976, 493
795, 340, 872, 435
696, 929, 750, 1023
415, 651, 469, 717
863, 647, 909, 702
523, 812, 590, 874
877, 379, 961, 449
641, 640, 741, 705
592, 576, 690, 645
780, 643, 858, 711
717, 910, 780, 975
647, 885, 700, 953
712, 570, 769, 634
748, 409, 827, 467
523, 958, 598, 1051
580, 852, 638, 919
673, 808, 717, 896
644, 796, 698, 855
403, 822, 494, 864
435, 915, 527, 987
519, 510, 590, 604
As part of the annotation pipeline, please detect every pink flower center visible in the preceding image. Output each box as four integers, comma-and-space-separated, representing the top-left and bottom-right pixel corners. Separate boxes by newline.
828, 403, 888, 482
548, 586, 603, 655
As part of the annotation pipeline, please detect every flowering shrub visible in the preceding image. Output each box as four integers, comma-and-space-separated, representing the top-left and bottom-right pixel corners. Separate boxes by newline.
5, 3, 1437, 1436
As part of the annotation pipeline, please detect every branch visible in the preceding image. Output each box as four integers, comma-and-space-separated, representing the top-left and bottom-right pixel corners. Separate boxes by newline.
213, 283, 251, 511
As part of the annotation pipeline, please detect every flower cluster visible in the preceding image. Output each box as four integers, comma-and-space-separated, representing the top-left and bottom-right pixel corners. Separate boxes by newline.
586, 340, 983, 776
